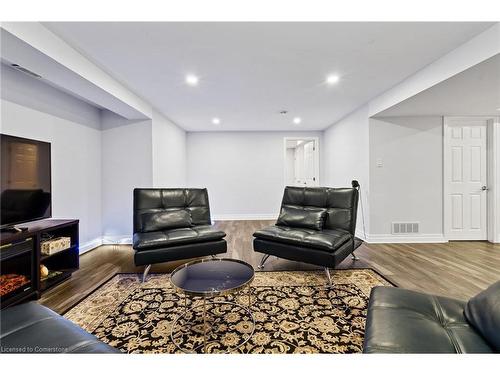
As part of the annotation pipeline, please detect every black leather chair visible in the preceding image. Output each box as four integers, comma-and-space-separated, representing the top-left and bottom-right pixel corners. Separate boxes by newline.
0, 302, 120, 353
253, 182, 360, 284
363, 281, 500, 353
133, 188, 227, 281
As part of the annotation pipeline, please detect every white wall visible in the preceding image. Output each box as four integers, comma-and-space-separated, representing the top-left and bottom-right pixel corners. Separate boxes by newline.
369, 116, 444, 241
100, 109, 187, 243
152, 109, 187, 187
187, 131, 322, 219
1, 65, 102, 251
101, 111, 153, 242
323, 105, 370, 238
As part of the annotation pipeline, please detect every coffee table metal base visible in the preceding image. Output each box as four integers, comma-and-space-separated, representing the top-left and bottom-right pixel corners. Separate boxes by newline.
170, 297, 255, 354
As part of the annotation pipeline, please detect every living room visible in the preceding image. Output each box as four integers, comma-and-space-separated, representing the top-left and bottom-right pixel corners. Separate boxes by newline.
1, 0, 499, 373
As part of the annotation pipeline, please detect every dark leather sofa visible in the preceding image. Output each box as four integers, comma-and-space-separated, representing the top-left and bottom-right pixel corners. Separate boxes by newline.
363, 281, 500, 353
253, 184, 359, 284
0, 302, 120, 353
133, 188, 227, 281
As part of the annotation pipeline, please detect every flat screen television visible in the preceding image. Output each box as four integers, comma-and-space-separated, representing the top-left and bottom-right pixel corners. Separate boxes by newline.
1, 134, 52, 229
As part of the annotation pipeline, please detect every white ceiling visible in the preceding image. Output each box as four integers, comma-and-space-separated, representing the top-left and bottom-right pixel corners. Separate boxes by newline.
374, 53, 500, 117
44, 22, 494, 131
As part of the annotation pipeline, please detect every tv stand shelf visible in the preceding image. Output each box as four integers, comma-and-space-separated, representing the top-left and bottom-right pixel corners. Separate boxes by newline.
0, 219, 79, 309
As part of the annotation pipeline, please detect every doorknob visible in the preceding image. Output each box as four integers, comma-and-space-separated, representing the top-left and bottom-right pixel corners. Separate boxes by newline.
481, 186, 489, 191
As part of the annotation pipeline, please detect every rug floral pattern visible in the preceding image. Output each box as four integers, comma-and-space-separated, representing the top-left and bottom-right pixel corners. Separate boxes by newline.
64, 269, 393, 354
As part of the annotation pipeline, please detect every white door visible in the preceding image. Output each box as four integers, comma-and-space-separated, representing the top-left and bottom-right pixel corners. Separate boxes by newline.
444, 119, 488, 240
294, 144, 305, 185
303, 141, 316, 186
284, 138, 320, 187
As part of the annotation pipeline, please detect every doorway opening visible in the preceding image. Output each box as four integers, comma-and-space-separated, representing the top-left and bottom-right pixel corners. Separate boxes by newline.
284, 137, 319, 187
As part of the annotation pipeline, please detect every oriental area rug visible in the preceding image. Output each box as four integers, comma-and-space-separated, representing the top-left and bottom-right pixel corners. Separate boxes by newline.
64, 269, 393, 354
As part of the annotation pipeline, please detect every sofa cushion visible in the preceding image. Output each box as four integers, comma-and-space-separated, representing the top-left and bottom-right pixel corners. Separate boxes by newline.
133, 225, 226, 251
276, 206, 327, 231
363, 286, 494, 353
141, 209, 192, 232
464, 280, 500, 351
0, 302, 120, 353
253, 225, 351, 252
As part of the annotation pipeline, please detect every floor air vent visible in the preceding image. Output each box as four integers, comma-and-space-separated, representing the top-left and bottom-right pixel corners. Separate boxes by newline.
392, 222, 419, 234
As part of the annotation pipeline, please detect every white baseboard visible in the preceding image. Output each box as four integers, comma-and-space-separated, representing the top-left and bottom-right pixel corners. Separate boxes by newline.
78, 236, 131, 255
102, 235, 132, 245
78, 230, 449, 255
365, 234, 448, 244
212, 214, 277, 221
79, 238, 103, 254
355, 230, 367, 241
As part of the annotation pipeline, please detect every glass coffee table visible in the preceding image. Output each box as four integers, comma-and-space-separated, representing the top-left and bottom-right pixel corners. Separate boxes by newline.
169, 258, 255, 353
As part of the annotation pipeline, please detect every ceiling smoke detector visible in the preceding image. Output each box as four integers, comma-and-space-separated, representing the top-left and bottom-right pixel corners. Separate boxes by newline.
11, 64, 42, 79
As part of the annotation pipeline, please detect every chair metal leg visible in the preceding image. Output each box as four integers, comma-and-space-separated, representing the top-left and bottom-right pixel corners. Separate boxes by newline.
257, 254, 270, 270
351, 253, 360, 261
142, 264, 151, 282
324, 267, 333, 286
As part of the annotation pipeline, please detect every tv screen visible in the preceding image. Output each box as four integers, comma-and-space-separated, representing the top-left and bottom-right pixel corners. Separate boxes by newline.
1, 134, 52, 228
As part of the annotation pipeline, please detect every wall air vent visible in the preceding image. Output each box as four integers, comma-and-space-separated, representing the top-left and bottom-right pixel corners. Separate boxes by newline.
11, 64, 42, 79
392, 222, 419, 235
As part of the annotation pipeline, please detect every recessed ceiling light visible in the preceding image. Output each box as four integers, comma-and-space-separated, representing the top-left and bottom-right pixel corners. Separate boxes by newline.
326, 75, 340, 85
185, 74, 199, 86
293, 117, 302, 125
212, 117, 221, 125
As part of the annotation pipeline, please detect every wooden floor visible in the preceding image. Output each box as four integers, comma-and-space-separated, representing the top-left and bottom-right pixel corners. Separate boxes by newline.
39, 220, 500, 314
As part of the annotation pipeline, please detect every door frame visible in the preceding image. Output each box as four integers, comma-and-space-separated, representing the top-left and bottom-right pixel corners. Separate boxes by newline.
443, 116, 500, 243
283, 137, 320, 187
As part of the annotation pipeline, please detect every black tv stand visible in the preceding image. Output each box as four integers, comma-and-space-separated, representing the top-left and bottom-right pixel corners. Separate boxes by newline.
0, 226, 27, 234
1, 219, 79, 309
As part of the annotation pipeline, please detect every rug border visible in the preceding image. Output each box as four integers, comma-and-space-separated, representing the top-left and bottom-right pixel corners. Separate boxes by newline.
61, 267, 396, 316
60, 272, 121, 315
256, 267, 397, 287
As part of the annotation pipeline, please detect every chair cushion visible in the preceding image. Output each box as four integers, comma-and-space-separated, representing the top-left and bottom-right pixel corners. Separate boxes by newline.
253, 225, 351, 252
276, 206, 327, 231
134, 188, 212, 233
363, 286, 494, 353
281, 186, 358, 233
141, 209, 192, 232
464, 280, 500, 351
133, 225, 226, 251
